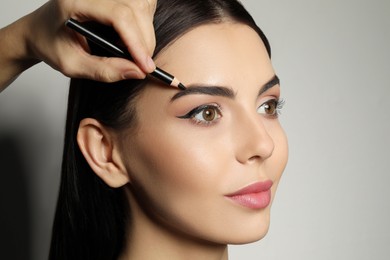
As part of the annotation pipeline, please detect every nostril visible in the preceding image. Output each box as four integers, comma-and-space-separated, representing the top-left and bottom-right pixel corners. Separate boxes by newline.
251, 140, 274, 162
248, 155, 261, 162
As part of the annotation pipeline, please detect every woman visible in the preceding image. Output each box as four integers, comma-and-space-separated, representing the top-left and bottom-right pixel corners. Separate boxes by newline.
2, 0, 288, 259
51, 0, 288, 259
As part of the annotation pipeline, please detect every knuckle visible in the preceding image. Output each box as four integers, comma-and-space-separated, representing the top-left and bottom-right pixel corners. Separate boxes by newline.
94, 70, 110, 82
94, 64, 116, 83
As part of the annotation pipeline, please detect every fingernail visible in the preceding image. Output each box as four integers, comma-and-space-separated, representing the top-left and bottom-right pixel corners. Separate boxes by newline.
123, 71, 143, 79
146, 56, 156, 72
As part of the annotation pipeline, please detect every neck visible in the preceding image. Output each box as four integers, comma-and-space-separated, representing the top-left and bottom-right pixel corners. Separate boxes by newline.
119, 190, 229, 260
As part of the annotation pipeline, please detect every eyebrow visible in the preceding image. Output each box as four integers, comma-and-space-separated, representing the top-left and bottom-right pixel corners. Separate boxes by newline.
259, 75, 280, 96
170, 75, 280, 102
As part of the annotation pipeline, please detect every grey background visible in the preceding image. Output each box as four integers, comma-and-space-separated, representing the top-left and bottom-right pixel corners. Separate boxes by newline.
1, 0, 389, 259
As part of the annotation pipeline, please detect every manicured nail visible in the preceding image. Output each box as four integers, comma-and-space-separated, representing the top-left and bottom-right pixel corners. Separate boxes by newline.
146, 56, 156, 72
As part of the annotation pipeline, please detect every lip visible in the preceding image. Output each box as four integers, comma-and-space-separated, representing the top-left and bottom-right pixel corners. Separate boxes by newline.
225, 180, 273, 209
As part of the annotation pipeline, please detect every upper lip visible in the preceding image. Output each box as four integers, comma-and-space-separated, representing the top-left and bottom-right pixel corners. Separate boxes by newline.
226, 180, 273, 196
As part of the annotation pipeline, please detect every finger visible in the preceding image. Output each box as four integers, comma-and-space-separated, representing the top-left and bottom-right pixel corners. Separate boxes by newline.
130, 1, 156, 56
59, 46, 146, 82
127, 0, 157, 50
69, 0, 156, 73
112, 8, 156, 73
60, 25, 146, 82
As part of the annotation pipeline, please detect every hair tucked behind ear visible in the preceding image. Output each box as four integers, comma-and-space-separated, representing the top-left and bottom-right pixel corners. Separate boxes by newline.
49, 0, 271, 259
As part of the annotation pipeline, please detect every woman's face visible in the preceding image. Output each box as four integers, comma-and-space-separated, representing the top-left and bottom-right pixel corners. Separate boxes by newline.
119, 22, 288, 244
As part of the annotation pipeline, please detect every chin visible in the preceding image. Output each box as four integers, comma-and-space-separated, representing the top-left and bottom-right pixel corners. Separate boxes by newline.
220, 212, 271, 245
229, 224, 270, 245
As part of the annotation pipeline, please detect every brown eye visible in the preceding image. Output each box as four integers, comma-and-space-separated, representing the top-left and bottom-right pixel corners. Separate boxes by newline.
265, 101, 277, 115
177, 104, 222, 125
257, 99, 281, 117
194, 105, 220, 123
202, 108, 217, 121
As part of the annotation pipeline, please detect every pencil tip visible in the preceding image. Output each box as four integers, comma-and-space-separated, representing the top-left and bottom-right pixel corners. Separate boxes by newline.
178, 83, 186, 90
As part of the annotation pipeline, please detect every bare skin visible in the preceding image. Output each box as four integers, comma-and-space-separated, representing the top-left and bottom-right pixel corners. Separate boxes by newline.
77, 23, 288, 260
0, 0, 157, 92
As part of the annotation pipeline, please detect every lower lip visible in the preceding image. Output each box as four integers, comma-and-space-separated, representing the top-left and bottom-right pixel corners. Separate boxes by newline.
226, 190, 271, 209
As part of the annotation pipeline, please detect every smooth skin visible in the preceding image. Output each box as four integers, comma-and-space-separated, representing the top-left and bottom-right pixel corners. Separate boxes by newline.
78, 23, 289, 260
0, 0, 157, 92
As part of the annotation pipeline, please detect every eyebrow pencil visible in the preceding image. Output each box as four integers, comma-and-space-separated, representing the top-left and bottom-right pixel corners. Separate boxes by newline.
65, 18, 186, 90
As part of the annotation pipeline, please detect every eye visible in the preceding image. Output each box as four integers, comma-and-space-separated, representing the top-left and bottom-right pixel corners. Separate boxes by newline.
178, 104, 222, 125
257, 99, 285, 117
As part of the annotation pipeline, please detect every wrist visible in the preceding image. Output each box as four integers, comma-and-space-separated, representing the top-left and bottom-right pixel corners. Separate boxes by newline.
0, 14, 41, 72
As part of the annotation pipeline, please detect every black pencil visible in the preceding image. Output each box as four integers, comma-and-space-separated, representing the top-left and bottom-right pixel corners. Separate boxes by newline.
65, 18, 186, 90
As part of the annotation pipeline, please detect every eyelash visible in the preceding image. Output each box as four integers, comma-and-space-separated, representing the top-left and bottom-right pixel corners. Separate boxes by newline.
177, 98, 285, 126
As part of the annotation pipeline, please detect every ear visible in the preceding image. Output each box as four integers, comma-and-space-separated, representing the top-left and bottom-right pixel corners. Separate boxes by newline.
77, 118, 129, 188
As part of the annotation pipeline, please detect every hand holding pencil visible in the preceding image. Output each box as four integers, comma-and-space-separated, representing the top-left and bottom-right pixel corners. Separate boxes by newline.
0, 0, 157, 90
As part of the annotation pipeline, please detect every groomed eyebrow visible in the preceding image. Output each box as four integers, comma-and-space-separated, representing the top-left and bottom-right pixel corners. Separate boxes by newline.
259, 75, 280, 96
170, 74, 280, 102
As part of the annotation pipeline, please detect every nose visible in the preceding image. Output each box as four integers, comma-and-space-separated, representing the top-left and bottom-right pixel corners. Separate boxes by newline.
234, 111, 275, 164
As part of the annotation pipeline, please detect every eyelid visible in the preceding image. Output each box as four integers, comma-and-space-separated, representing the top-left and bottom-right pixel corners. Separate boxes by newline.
257, 85, 281, 106
177, 103, 221, 119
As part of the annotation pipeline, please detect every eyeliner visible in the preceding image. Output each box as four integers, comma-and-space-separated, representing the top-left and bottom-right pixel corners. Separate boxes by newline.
65, 18, 186, 90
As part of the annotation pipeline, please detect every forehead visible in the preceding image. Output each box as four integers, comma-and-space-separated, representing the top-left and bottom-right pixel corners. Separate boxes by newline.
155, 22, 275, 88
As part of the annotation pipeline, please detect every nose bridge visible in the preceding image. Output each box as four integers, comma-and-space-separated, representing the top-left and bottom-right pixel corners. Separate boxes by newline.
234, 109, 275, 163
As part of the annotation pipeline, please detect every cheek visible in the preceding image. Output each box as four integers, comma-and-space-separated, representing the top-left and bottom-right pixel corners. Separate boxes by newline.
123, 124, 234, 237
131, 126, 230, 189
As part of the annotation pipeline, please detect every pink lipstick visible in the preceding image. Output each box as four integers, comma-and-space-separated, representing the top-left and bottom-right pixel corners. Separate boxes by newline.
225, 180, 273, 209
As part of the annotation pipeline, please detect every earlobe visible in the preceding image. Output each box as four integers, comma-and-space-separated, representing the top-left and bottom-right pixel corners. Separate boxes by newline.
77, 118, 129, 188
